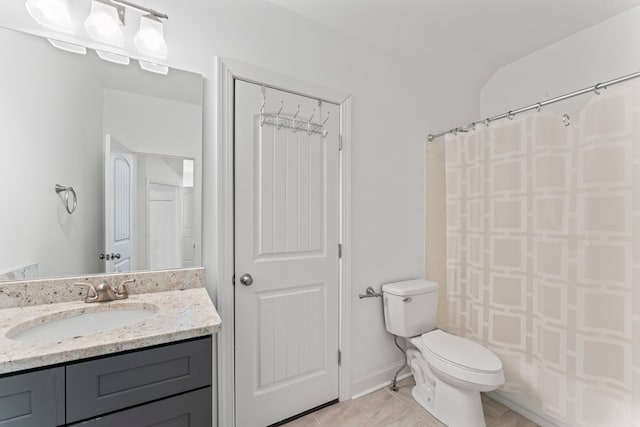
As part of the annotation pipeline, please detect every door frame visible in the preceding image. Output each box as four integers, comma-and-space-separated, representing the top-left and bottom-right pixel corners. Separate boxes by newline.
212, 57, 352, 427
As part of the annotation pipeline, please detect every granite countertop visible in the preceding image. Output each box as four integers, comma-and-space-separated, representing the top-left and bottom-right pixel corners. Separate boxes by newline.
0, 287, 221, 374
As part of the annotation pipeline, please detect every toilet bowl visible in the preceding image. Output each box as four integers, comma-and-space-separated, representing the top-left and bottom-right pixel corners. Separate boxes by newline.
382, 279, 504, 427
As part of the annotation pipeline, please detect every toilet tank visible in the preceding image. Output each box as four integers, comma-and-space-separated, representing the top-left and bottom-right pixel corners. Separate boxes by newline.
382, 279, 439, 337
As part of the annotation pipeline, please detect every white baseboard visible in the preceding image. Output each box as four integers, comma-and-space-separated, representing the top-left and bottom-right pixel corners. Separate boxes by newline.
487, 390, 561, 427
351, 361, 412, 400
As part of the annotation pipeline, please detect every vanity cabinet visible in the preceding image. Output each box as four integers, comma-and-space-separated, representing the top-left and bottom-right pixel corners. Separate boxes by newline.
0, 336, 211, 427
67, 388, 211, 426
0, 367, 65, 426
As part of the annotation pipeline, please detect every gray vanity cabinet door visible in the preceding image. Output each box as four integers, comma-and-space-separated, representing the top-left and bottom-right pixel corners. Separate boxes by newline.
0, 367, 65, 427
68, 387, 211, 427
66, 337, 212, 423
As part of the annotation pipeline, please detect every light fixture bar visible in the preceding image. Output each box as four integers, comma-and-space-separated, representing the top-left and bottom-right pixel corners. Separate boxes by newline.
110, 0, 167, 20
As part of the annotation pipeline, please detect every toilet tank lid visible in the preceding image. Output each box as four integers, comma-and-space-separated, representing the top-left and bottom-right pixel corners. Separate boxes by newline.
382, 279, 438, 296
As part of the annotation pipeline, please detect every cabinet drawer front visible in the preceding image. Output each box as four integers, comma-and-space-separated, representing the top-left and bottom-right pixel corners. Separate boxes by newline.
0, 367, 65, 427
69, 387, 212, 427
66, 337, 211, 423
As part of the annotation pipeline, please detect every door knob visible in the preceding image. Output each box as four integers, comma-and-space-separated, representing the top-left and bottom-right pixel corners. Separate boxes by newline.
239, 273, 253, 286
112, 253, 121, 260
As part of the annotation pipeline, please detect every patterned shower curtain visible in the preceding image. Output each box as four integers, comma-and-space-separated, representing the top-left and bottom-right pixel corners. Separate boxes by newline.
445, 80, 640, 426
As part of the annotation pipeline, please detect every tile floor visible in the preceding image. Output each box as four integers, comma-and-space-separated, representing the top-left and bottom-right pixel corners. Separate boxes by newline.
281, 378, 538, 427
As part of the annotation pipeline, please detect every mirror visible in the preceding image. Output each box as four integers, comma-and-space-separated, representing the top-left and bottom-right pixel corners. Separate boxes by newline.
0, 26, 203, 282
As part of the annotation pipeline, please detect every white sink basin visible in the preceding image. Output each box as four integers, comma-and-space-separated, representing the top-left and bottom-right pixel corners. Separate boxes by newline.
7, 304, 159, 343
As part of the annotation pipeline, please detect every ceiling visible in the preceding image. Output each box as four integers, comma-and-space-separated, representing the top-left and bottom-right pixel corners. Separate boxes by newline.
267, 0, 640, 82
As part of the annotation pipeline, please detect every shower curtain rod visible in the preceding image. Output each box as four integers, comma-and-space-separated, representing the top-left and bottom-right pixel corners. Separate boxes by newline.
426, 69, 640, 142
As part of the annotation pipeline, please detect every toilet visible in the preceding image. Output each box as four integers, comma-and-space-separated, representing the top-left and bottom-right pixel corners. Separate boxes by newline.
382, 279, 504, 427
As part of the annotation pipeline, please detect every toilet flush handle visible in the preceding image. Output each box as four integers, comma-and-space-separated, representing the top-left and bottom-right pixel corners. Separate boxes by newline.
403, 297, 412, 303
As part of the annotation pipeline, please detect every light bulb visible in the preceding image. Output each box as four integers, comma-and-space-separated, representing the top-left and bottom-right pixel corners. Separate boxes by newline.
85, 0, 124, 47
135, 15, 168, 59
25, 0, 73, 32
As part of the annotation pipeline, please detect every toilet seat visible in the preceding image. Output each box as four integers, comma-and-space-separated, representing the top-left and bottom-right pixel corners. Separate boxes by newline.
410, 330, 504, 388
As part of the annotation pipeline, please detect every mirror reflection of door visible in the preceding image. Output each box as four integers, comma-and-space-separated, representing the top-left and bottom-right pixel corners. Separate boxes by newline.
105, 138, 196, 273
104, 135, 135, 273
147, 182, 181, 270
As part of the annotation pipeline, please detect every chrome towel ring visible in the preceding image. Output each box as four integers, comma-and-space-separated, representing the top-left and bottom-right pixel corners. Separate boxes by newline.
55, 184, 77, 214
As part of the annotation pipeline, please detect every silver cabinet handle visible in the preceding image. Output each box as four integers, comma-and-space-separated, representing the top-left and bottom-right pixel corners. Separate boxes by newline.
239, 274, 253, 286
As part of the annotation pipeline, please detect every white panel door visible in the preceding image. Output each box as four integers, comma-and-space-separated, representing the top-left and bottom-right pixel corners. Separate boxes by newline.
235, 80, 341, 427
104, 135, 134, 273
148, 182, 181, 270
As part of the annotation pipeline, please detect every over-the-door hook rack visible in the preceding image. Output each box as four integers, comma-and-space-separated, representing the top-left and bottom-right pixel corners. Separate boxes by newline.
307, 108, 316, 134
292, 104, 300, 132
55, 184, 77, 214
322, 111, 331, 126
276, 101, 284, 128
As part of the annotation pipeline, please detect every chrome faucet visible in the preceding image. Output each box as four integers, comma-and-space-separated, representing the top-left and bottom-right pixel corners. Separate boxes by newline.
74, 279, 135, 303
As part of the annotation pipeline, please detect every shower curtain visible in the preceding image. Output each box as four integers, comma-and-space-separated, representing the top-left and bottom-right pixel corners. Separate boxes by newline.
445, 80, 640, 426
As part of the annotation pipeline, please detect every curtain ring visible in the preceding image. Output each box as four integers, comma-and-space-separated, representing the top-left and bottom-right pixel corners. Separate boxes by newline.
507, 111, 515, 120
562, 113, 571, 127
484, 119, 491, 127
594, 84, 601, 95
536, 103, 542, 112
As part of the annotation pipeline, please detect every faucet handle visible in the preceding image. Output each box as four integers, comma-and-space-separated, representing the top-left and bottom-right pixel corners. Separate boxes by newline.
115, 278, 135, 298
74, 283, 98, 302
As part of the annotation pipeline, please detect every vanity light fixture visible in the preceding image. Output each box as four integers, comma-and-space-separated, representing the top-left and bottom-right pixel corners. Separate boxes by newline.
84, 0, 125, 47
134, 15, 167, 59
27, 0, 170, 74
48, 38, 87, 54
138, 60, 169, 75
96, 49, 130, 65
25, 0, 73, 32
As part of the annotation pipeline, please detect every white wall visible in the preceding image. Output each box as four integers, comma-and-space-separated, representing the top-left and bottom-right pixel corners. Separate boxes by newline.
102, 89, 202, 158
0, 0, 482, 417
197, 0, 479, 402
0, 28, 104, 279
481, 7, 640, 117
